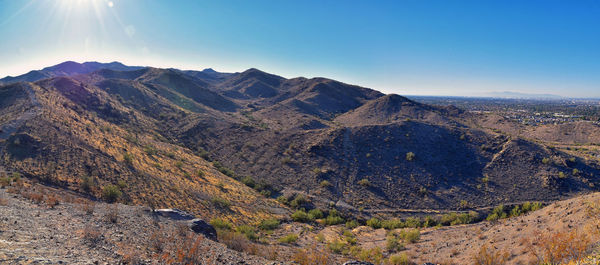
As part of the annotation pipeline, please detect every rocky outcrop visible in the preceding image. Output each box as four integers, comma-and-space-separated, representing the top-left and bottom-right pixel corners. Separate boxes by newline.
155, 208, 217, 240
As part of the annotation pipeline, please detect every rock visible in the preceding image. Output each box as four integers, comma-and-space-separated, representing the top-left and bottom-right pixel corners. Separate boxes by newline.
343, 261, 374, 265
187, 218, 217, 240
154, 208, 195, 220
155, 209, 217, 240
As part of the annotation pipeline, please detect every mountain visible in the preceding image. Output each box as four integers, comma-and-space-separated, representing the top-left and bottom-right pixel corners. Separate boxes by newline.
1, 61, 599, 216
0, 61, 143, 84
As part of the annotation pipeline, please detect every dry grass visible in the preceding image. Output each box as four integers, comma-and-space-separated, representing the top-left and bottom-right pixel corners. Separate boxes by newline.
45, 194, 59, 208
105, 204, 119, 223
159, 234, 211, 265
82, 225, 103, 245
471, 244, 509, 265
292, 245, 333, 265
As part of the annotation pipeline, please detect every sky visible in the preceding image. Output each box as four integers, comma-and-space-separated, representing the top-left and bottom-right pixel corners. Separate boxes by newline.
0, 0, 599, 97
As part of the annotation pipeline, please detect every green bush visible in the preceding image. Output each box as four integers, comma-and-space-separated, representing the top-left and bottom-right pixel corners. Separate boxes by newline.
404, 217, 421, 228
211, 197, 231, 209
210, 218, 232, 230
308, 209, 324, 219
423, 216, 437, 227
325, 215, 345, 225
400, 229, 420, 243
241, 176, 256, 188
289, 194, 308, 209
406, 152, 415, 161
388, 253, 411, 265
123, 153, 134, 164
258, 218, 280, 230
236, 225, 258, 241
386, 234, 405, 252
346, 220, 359, 229
382, 219, 404, 230
327, 239, 346, 254
102, 185, 122, 203
366, 217, 382, 229
278, 233, 299, 244
542, 157, 551, 164
291, 209, 313, 223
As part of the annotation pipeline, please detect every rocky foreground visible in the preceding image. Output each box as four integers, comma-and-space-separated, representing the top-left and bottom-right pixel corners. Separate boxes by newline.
0, 184, 282, 265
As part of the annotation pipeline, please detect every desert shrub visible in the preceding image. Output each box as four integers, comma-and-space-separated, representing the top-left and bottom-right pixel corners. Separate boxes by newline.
327, 239, 347, 254
367, 217, 383, 229
558, 171, 566, 179
22, 190, 44, 204
527, 228, 598, 264
291, 209, 313, 223
542, 157, 551, 164
276, 195, 288, 204
212, 161, 235, 177
241, 176, 256, 188
102, 185, 122, 203
143, 145, 157, 156
404, 217, 421, 228
320, 180, 332, 187
388, 252, 411, 265
258, 218, 280, 230
455, 211, 479, 225
123, 152, 134, 164
400, 229, 420, 243
405, 152, 415, 161
79, 201, 95, 215
292, 245, 332, 265
346, 220, 359, 229
0, 177, 10, 188
324, 209, 344, 225
573, 168, 580, 175
82, 225, 102, 245
308, 208, 324, 219
278, 233, 299, 244
355, 247, 384, 264
521, 201, 542, 213
45, 194, 59, 208
210, 218, 232, 230
358, 178, 371, 187
211, 196, 231, 209
289, 194, 308, 209
423, 216, 437, 227
382, 219, 404, 230
80, 176, 94, 192
105, 204, 119, 223
160, 234, 210, 264
486, 205, 507, 222
386, 234, 405, 252
325, 215, 345, 225
472, 244, 509, 265
236, 225, 258, 241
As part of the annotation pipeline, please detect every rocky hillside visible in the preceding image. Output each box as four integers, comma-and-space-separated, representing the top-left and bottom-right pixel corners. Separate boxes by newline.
1, 61, 600, 215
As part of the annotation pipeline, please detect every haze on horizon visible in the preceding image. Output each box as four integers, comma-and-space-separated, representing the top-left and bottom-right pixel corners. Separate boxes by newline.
0, 0, 598, 98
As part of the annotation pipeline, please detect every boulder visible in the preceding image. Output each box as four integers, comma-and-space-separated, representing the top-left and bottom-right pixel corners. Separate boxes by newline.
187, 218, 217, 240
155, 208, 217, 240
342, 261, 374, 265
154, 208, 195, 220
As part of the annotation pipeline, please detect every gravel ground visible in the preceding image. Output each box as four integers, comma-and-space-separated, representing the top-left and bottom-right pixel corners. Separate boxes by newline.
0, 185, 282, 265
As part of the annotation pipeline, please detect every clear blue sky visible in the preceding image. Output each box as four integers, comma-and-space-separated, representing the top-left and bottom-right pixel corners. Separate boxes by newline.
0, 0, 599, 97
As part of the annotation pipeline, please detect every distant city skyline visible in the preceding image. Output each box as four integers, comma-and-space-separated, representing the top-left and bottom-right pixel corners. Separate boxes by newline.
1, 0, 599, 97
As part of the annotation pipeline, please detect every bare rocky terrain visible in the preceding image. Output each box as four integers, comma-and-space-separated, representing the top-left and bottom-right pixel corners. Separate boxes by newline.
0, 184, 282, 265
